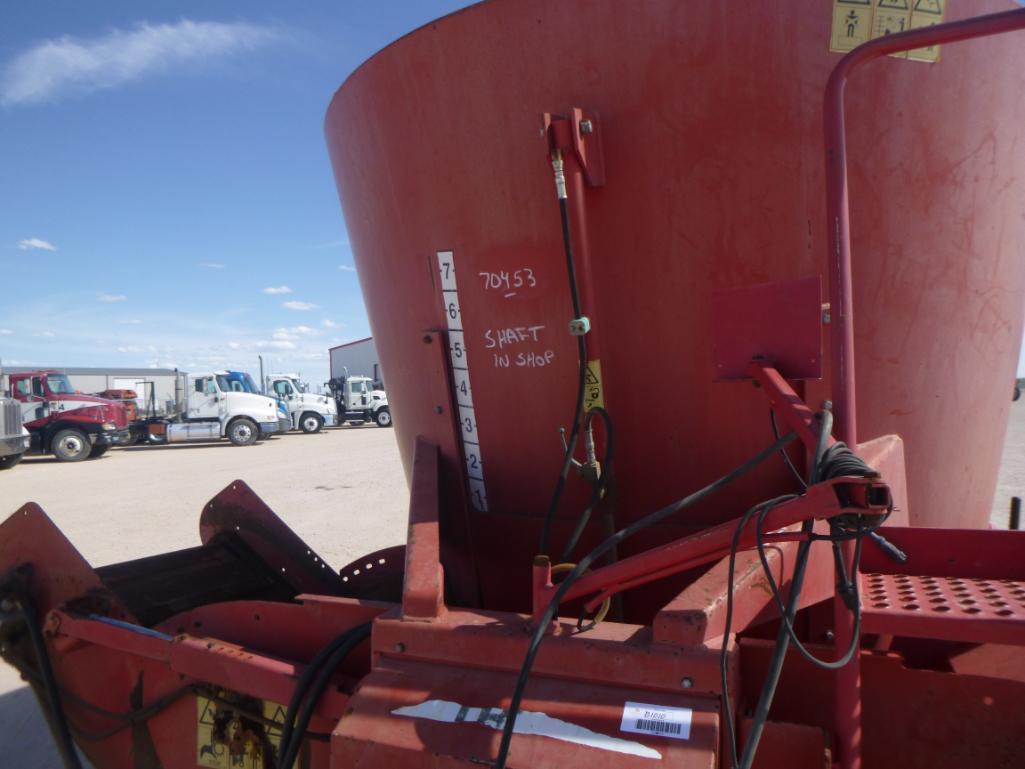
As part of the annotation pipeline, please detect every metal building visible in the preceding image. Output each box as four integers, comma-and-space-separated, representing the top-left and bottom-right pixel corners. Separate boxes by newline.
1, 366, 179, 415
328, 337, 382, 385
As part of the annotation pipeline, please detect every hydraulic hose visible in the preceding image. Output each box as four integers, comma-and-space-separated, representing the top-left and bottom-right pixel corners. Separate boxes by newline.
4, 567, 83, 769
495, 430, 797, 769
539, 149, 589, 556
276, 622, 371, 769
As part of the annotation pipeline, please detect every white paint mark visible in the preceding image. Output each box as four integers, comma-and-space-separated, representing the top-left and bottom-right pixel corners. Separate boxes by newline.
392, 698, 662, 759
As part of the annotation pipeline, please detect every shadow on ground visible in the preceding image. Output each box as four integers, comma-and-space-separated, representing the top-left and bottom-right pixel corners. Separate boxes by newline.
0, 683, 92, 769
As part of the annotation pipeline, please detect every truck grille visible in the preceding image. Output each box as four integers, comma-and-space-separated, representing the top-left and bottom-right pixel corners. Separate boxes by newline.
2, 401, 20, 437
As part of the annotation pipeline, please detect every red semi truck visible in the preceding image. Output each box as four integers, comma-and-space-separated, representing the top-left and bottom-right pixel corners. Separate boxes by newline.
2, 370, 130, 461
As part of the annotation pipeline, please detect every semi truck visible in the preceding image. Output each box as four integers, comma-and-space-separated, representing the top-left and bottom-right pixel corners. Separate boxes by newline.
139, 370, 284, 446
223, 370, 293, 433
2, 369, 129, 461
327, 372, 391, 427
0, 395, 30, 469
267, 373, 339, 432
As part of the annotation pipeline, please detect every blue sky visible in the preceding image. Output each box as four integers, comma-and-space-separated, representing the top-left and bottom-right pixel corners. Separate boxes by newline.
0, 1, 474, 385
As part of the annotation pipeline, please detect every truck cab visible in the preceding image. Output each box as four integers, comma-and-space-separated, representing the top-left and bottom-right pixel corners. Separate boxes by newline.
223, 371, 291, 434
268, 374, 338, 433
4, 370, 129, 461
327, 374, 392, 428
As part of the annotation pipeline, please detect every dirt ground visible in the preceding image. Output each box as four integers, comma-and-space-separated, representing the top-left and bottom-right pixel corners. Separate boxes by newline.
2, 405, 1024, 768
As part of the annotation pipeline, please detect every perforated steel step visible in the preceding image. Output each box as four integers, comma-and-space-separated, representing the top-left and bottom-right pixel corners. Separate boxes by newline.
860, 573, 1025, 646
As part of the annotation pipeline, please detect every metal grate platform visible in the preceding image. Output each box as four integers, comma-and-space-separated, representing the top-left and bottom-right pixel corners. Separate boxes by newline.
860, 573, 1025, 646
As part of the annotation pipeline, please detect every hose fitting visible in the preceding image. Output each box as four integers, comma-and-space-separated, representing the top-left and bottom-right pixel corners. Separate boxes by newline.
551, 149, 568, 200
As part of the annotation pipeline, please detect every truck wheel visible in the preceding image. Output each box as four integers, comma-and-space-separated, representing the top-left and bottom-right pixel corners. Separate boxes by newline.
52, 429, 91, 461
300, 412, 324, 434
375, 408, 393, 428
0, 453, 23, 470
89, 445, 109, 459
227, 418, 258, 446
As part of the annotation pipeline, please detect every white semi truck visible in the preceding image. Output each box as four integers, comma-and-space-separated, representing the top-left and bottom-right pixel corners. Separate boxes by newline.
327, 373, 392, 427
140, 371, 285, 446
267, 374, 338, 433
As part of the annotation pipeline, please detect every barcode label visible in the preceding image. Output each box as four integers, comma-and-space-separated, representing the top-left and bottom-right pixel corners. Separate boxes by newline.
635, 718, 681, 735
620, 701, 691, 741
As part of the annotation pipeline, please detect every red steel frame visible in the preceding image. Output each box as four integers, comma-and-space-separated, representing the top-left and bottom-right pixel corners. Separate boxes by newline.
5, 8, 1025, 769
823, 9, 1025, 767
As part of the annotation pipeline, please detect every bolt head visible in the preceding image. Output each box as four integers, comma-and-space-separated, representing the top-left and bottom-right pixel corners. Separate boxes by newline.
579, 119, 594, 135
395, 642, 406, 653
681, 676, 693, 689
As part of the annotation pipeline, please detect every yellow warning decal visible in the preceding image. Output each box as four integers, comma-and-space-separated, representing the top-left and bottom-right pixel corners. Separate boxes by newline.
197, 694, 297, 769
830, 0, 945, 62
584, 359, 605, 412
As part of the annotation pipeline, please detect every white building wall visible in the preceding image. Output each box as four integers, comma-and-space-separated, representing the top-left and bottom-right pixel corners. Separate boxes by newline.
329, 338, 382, 384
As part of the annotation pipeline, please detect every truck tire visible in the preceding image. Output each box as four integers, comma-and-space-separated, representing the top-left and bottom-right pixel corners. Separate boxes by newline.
300, 412, 324, 434
375, 407, 393, 428
89, 445, 109, 459
52, 428, 91, 461
0, 453, 23, 470
226, 418, 259, 446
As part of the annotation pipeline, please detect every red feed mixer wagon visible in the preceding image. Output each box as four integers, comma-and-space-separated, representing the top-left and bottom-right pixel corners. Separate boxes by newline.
3, 2, 1025, 767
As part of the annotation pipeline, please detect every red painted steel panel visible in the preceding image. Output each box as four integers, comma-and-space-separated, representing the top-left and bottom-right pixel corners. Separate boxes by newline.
325, 0, 1025, 616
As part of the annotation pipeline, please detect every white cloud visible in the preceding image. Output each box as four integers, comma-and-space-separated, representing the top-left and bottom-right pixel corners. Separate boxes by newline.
272, 325, 318, 341
199, 262, 225, 269
256, 339, 296, 350
337, 264, 356, 272
0, 329, 12, 335
1, 20, 280, 107
262, 285, 292, 295
282, 300, 318, 311
33, 330, 56, 338
321, 319, 338, 328
17, 237, 56, 251
96, 292, 127, 302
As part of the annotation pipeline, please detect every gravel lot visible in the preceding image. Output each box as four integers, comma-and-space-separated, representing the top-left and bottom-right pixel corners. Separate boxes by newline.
2, 406, 1023, 768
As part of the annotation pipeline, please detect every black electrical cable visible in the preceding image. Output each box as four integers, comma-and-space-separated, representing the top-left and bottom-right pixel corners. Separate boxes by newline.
559, 406, 614, 564
494, 430, 798, 769
539, 179, 590, 557
276, 622, 371, 769
4, 570, 84, 769
770, 411, 807, 489
719, 494, 799, 769
738, 519, 815, 769
723, 408, 874, 768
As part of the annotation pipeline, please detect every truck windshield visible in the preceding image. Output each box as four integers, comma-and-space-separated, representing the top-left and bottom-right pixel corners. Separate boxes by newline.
215, 375, 232, 392
45, 374, 75, 394
242, 374, 260, 394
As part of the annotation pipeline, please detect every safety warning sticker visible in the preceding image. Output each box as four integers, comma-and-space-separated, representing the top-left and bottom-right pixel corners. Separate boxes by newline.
584, 359, 605, 412
197, 695, 297, 769
619, 701, 693, 741
830, 0, 946, 62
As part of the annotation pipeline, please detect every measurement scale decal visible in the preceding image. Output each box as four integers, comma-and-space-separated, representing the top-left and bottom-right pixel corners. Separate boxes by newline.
437, 250, 488, 512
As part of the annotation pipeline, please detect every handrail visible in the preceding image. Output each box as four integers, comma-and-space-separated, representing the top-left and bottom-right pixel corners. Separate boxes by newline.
823, 10, 1025, 767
